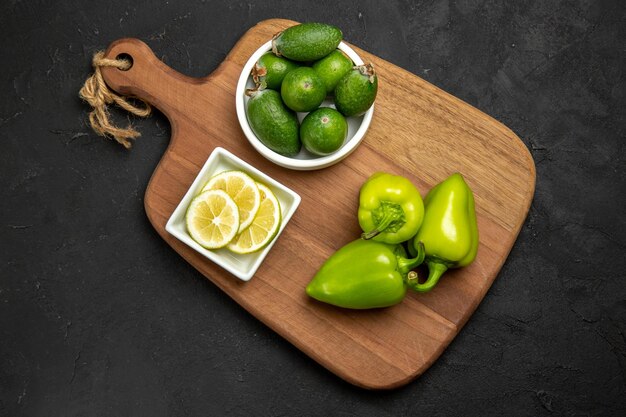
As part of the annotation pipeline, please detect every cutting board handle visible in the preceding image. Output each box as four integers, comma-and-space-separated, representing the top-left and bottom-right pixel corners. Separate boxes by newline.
100, 38, 201, 119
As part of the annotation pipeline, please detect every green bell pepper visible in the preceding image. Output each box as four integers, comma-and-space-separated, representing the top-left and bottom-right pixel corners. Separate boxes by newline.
358, 172, 424, 244
305, 239, 425, 309
410, 173, 479, 292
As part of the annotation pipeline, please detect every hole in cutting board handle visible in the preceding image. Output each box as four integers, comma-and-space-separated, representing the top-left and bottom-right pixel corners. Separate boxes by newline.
115, 53, 133, 71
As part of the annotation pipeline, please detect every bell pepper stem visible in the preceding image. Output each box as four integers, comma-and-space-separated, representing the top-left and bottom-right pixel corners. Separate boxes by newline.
361, 210, 397, 240
409, 260, 448, 293
398, 241, 425, 276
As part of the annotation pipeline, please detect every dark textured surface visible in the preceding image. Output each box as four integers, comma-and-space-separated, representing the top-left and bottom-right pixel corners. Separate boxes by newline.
1, 1, 624, 415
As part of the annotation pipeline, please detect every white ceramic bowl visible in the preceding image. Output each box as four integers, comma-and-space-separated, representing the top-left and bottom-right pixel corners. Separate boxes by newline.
165, 147, 301, 281
235, 40, 374, 170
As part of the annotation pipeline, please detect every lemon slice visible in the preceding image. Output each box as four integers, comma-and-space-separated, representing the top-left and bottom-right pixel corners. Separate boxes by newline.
186, 189, 240, 249
227, 183, 282, 254
203, 171, 261, 233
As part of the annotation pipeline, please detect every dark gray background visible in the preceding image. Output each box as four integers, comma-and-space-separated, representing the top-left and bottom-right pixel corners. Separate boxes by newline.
1, 1, 624, 416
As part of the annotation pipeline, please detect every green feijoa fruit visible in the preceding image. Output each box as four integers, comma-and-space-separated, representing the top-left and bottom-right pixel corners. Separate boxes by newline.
252, 52, 300, 90
300, 107, 348, 156
335, 64, 378, 117
280, 67, 326, 112
312, 50, 353, 94
272, 22, 342, 62
246, 88, 301, 157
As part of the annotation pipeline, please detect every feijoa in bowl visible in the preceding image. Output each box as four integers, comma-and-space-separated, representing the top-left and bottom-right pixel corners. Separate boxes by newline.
235, 39, 374, 171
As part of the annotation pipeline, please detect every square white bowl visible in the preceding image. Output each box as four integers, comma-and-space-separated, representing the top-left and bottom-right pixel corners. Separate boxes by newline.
165, 147, 301, 281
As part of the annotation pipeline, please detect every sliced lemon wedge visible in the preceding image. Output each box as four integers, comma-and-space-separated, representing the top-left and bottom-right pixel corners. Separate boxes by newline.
185, 189, 240, 249
227, 183, 282, 254
203, 170, 261, 233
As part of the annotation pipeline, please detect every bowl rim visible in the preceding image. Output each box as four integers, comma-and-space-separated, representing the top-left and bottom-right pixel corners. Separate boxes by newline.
235, 40, 374, 171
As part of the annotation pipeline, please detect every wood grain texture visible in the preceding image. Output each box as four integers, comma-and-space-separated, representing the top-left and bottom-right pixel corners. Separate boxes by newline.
101, 19, 535, 390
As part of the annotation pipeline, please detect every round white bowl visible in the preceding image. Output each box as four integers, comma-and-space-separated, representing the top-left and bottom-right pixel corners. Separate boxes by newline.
235, 40, 374, 170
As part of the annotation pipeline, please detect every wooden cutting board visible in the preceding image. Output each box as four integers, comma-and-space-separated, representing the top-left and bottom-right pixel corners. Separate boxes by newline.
101, 19, 535, 389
